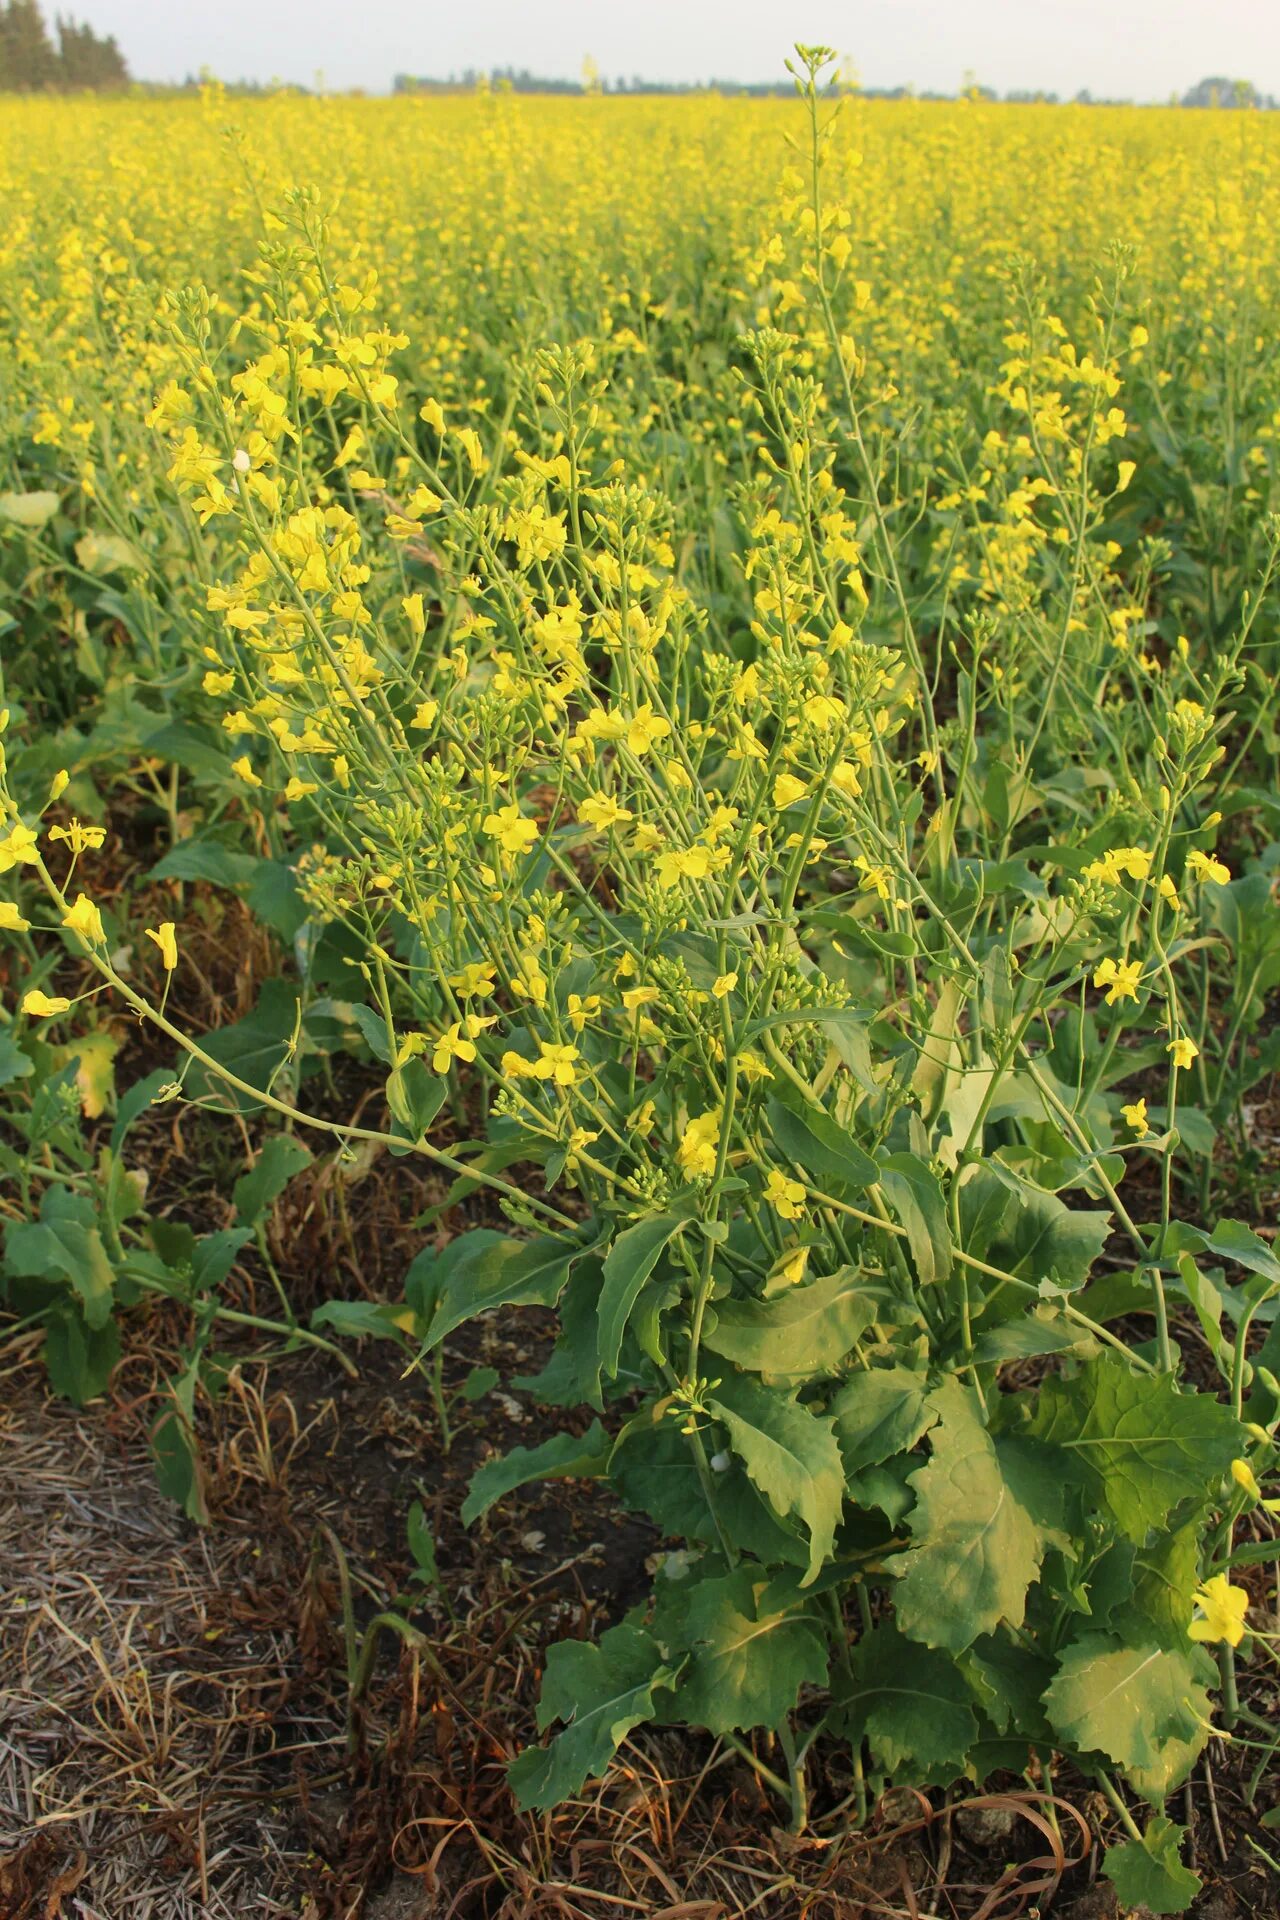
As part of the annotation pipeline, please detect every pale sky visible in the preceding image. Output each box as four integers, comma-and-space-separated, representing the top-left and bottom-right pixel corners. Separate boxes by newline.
72, 0, 1280, 100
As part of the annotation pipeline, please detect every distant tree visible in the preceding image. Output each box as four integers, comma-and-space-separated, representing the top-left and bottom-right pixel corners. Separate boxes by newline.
1182, 75, 1268, 108
0, 0, 59, 88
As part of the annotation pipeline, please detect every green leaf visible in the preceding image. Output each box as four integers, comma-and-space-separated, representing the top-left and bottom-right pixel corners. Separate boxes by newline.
513, 1257, 605, 1410
1023, 1352, 1242, 1543
0, 1033, 35, 1089
1103, 1818, 1201, 1915
991, 1186, 1111, 1293
5, 1185, 115, 1329
766, 1085, 878, 1191
42, 1305, 120, 1406
110, 1068, 176, 1151
610, 1419, 809, 1568
1203, 1218, 1280, 1288
233, 1134, 312, 1224
653, 1564, 828, 1734
1043, 1635, 1212, 1797
150, 839, 260, 888
894, 1378, 1042, 1653
183, 979, 300, 1114
150, 1364, 208, 1524
0, 488, 60, 527
76, 530, 147, 574
422, 1228, 600, 1348
837, 1620, 978, 1779
708, 1374, 845, 1586
461, 1420, 612, 1525
310, 1299, 406, 1340
406, 1500, 439, 1584
597, 1212, 686, 1377
880, 1152, 951, 1284
830, 1366, 935, 1475
507, 1622, 674, 1811
385, 1057, 446, 1143
704, 1266, 879, 1380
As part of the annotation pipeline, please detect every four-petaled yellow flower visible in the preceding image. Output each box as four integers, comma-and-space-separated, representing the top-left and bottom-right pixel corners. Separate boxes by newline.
1093, 956, 1142, 1005
1120, 1097, 1149, 1138
145, 922, 179, 971
431, 1022, 477, 1073
1187, 849, 1230, 886
578, 793, 633, 832
0, 822, 40, 872
0, 901, 31, 931
764, 1169, 806, 1219
483, 802, 539, 856
1188, 1573, 1249, 1648
1167, 1035, 1199, 1070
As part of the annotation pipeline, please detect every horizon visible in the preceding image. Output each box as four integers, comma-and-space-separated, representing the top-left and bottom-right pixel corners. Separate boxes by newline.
27, 0, 1280, 106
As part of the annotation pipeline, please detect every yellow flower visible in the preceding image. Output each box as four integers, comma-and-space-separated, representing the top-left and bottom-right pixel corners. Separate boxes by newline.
47, 819, 106, 854
145, 922, 179, 971
764, 1169, 806, 1219
402, 593, 426, 640
773, 772, 808, 808
432, 1023, 477, 1073
578, 793, 633, 832
1115, 459, 1136, 493
1120, 1097, 1149, 1138
49, 769, 70, 802
285, 777, 317, 801
567, 992, 601, 1031
450, 961, 496, 997
232, 755, 262, 787
0, 901, 30, 931
532, 1041, 580, 1086
677, 1109, 721, 1178
61, 891, 104, 946
1167, 1035, 1199, 1071
624, 703, 671, 756
1187, 849, 1230, 886
22, 988, 72, 1017
483, 801, 539, 856
1093, 957, 1142, 1005
712, 972, 738, 999
0, 822, 40, 871
1188, 1573, 1249, 1648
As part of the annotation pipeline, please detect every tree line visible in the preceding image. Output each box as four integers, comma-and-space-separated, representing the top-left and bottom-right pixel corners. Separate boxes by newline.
0, 0, 128, 91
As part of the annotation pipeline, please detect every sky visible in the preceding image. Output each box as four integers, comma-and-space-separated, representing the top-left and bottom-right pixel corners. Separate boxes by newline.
71, 0, 1280, 101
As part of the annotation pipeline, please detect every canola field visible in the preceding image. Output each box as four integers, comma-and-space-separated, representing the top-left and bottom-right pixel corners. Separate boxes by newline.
3, 57, 1280, 1910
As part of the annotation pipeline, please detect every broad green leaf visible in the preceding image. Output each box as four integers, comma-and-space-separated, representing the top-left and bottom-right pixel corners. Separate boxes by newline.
233, 1134, 312, 1224
507, 1622, 674, 1811
990, 1187, 1111, 1293
597, 1211, 686, 1376
76, 530, 147, 574
1023, 1353, 1242, 1542
653, 1564, 828, 1734
310, 1300, 406, 1340
894, 1378, 1041, 1652
1203, 1218, 1280, 1289
461, 1420, 612, 1525
704, 1266, 878, 1379
385, 1057, 446, 1142
150, 839, 260, 888
610, 1419, 809, 1568
111, 1068, 177, 1150
421, 1228, 600, 1347
0, 1033, 35, 1089
879, 1152, 951, 1284
42, 1305, 120, 1406
1103, 1818, 1201, 1915
765, 1084, 878, 1191
512, 1257, 605, 1410
708, 1374, 845, 1585
183, 979, 301, 1114
838, 1620, 978, 1779
1043, 1634, 1212, 1797
5, 1185, 115, 1329
0, 488, 60, 527
956, 1163, 1016, 1262
961, 1633, 1054, 1739
830, 1366, 935, 1476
